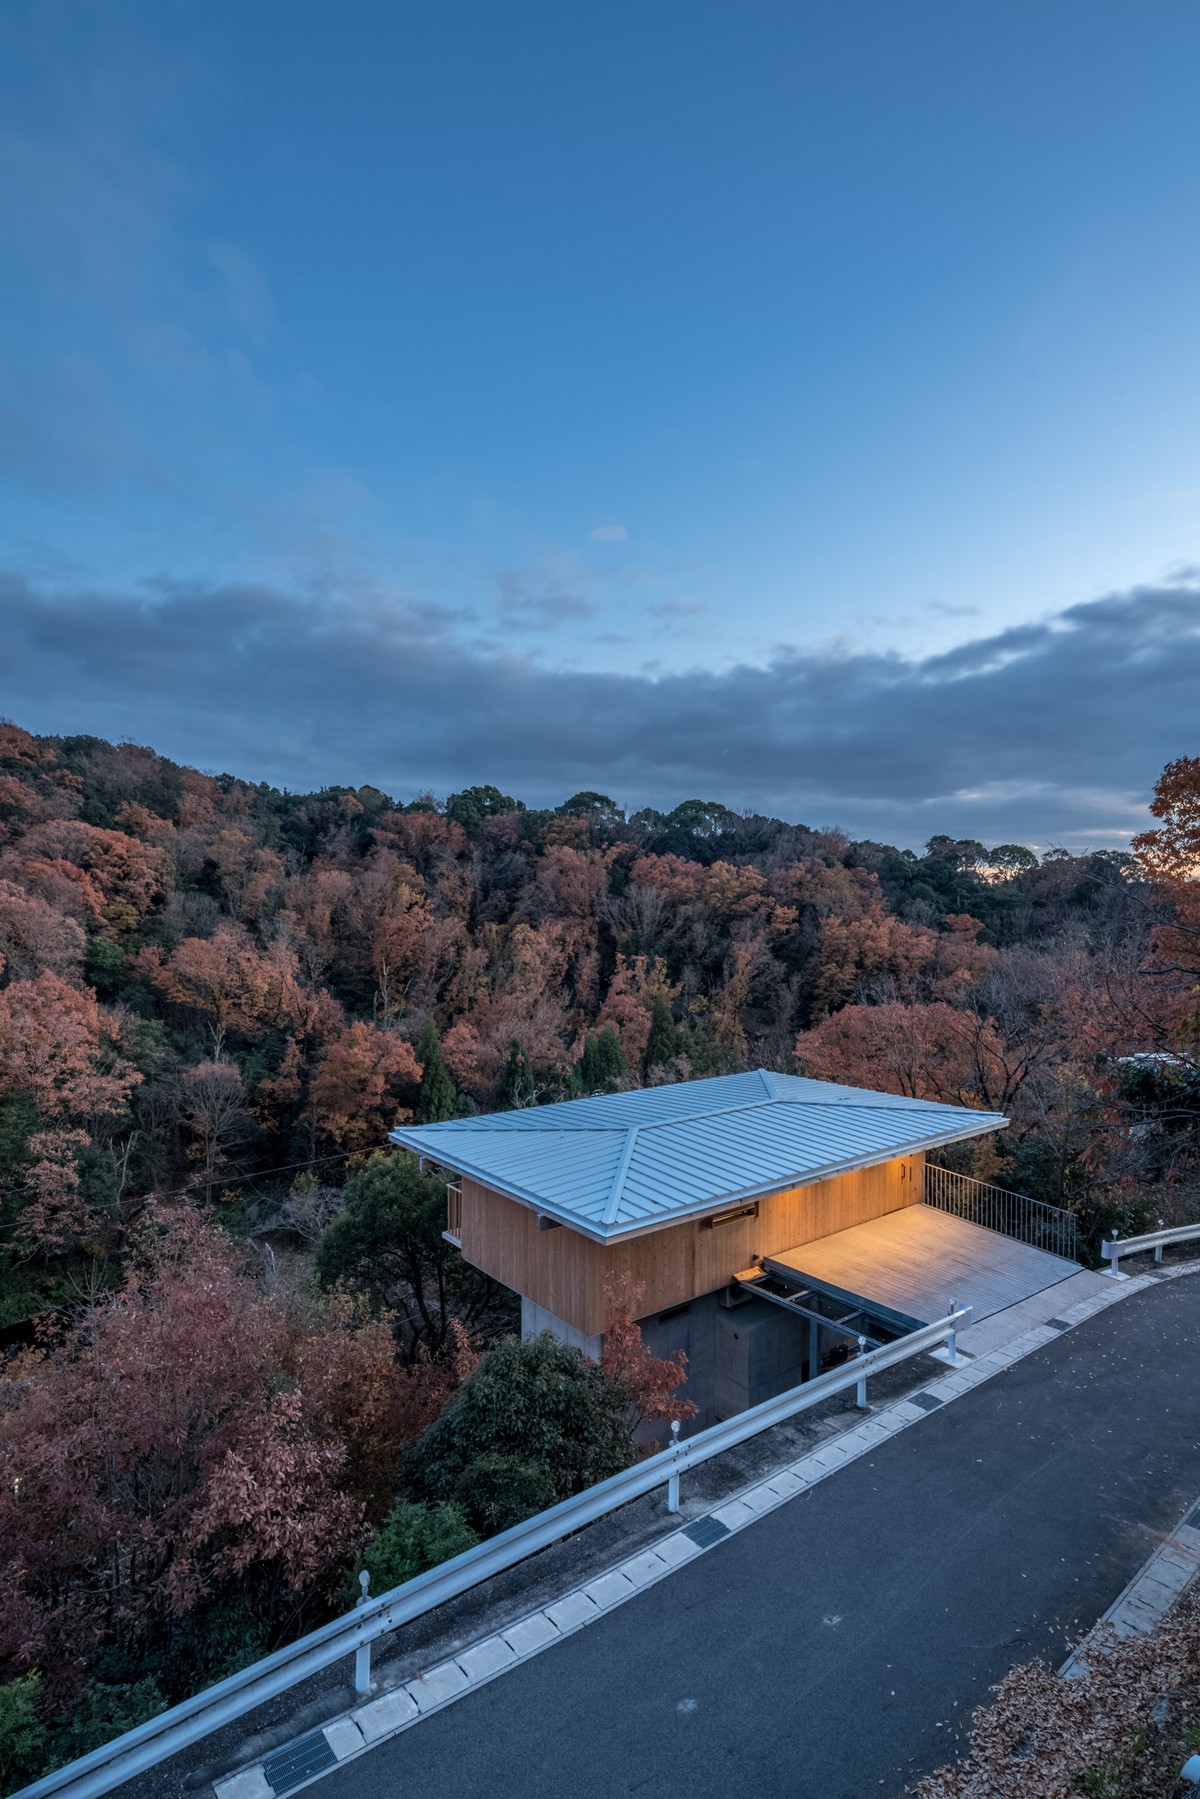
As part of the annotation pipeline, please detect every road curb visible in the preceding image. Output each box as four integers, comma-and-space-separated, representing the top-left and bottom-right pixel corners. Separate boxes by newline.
1060, 1499, 1200, 1678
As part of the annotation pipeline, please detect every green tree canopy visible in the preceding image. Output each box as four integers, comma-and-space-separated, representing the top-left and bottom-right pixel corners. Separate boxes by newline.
445, 785, 524, 831
642, 998, 680, 1073
404, 1332, 634, 1532
557, 791, 624, 823
316, 1150, 454, 1349
498, 1038, 537, 1109
988, 843, 1039, 874
414, 1018, 457, 1123
576, 1026, 628, 1095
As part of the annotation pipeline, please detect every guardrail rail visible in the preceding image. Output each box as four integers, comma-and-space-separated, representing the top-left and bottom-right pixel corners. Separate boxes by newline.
13, 1304, 971, 1799
1102, 1219, 1200, 1278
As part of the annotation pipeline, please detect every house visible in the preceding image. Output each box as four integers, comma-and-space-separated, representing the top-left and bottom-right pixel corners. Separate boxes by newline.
389, 1069, 1079, 1426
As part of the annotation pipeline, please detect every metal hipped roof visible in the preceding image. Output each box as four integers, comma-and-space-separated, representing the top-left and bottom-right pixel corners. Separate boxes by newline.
388, 1069, 1007, 1245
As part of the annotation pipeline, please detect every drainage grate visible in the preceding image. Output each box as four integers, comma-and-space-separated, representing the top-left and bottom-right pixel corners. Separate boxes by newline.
683, 1514, 732, 1549
263, 1730, 338, 1796
1045, 1318, 1072, 1331
909, 1391, 944, 1412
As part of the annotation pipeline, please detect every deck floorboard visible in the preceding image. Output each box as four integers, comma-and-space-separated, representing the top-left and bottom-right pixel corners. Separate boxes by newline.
768, 1201, 1078, 1325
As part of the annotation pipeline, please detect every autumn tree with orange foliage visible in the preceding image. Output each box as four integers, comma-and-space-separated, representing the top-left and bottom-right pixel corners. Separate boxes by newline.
601, 1274, 699, 1440
308, 1020, 422, 1152
796, 999, 1003, 1107
0, 972, 140, 1255
1133, 753, 1200, 1044
137, 924, 303, 1055
0, 1204, 475, 1706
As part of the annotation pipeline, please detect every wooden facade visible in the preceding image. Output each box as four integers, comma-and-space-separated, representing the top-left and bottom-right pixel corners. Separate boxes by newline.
457, 1154, 923, 1337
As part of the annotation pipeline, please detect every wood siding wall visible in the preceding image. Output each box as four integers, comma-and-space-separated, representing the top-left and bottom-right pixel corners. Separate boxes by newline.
458, 1155, 922, 1338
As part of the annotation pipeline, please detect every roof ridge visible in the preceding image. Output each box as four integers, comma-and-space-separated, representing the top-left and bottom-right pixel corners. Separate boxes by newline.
414, 1121, 629, 1134
757, 1067, 777, 1100
770, 1096, 925, 1108
633, 1093, 781, 1134
603, 1125, 641, 1224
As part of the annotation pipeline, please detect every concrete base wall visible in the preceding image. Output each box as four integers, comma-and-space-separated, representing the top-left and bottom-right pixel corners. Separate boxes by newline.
522, 1289, 833, 1429
637, 1288, 817, 1430
521, 1297, 603, 1362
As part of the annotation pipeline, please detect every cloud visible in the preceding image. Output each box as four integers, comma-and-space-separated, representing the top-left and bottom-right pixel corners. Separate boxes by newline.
497, 563, 601, 626
649, 596, 706, 619
924, 600, 981, 619
589, 524, 627, 542
1, 570, 1195, 849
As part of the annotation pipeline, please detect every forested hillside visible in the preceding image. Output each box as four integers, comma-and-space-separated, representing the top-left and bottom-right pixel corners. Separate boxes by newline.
0, 720, 1197, 1783
1, 722, 1194, 1271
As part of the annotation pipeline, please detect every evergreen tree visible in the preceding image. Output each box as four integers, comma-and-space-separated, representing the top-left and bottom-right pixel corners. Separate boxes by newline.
642, 998, 680, 1073
498, 1038, 537, 1109
404, 1333, 634, 1533
576, 1026, 628, 1095
414, 1018, 457, 1123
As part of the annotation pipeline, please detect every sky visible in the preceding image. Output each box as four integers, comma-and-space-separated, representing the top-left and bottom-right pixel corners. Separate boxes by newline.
2, 1, 1199, 849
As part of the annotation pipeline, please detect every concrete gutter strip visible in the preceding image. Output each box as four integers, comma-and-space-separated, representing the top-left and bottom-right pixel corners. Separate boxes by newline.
212, 1258, 1199, 1799
1061, 1505, 1200, 1678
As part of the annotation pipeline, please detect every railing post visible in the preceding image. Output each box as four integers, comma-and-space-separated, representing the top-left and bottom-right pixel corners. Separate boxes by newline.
666, 1418, 681, 1513
1155, 1219, 1165, 1264
855, 1335, 868, 1409
354, 1570, 373, 1694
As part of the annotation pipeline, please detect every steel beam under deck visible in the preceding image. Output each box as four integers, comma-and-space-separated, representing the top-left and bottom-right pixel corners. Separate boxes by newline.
736, 1245, 931, 1354
733, 1269, 890, 1350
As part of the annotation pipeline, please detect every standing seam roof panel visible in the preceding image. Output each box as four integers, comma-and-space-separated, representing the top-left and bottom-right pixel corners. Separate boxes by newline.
388, 1069, 1007, 1238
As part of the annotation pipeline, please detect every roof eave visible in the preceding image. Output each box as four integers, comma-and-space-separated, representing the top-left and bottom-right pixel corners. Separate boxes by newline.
387, 1114, 1008, 1247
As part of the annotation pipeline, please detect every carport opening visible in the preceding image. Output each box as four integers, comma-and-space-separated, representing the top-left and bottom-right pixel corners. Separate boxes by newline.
734, 1262, 920, 1378
731, 1201, 1082, 1383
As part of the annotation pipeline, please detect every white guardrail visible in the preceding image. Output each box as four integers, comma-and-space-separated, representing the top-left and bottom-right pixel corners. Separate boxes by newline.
14, 1305, 971, 1799
1102, 1219, 1200, 1278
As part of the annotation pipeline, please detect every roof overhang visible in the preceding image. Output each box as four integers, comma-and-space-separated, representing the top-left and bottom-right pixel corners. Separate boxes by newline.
387, 1113, 1008, 1246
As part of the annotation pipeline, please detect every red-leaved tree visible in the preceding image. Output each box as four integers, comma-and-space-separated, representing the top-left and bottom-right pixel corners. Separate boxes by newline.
600, 1274, 698, 1443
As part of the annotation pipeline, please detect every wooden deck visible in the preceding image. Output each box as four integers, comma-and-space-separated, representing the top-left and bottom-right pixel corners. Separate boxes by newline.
767, 1201, 1078, 1327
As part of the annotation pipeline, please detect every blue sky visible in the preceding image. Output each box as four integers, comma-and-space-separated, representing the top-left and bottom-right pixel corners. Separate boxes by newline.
2, 2, 1199, 845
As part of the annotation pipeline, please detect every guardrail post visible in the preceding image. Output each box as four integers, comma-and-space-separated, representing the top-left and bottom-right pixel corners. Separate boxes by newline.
1155, 1220, 1165, 1265
1103, 1230, 1124, 1279
666, 1418, 681, 1513
855, 1335, 868, 1409
930, 1300, 962, 1367
354, 1570, 372, 1694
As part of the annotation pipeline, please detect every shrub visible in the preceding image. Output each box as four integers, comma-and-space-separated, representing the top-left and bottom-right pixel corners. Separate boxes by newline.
50, 1678, 166, 1766
354, 1499, 478, 1597
451, 1453, 558, 1533
404, 1332, 634, 1533
164, 1587, 273, 1696
0, 1673, 48, 1791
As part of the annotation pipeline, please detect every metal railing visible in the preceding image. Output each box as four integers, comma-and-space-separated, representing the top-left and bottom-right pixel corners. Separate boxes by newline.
13, 1304, 970, 1799
444, 1182, 463, 1246
924, 1162, 1081, 1263
1102, 1219, 1200, 1278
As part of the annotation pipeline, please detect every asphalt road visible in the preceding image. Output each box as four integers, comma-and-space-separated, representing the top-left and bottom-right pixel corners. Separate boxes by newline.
323, 1276, 1200, 1799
